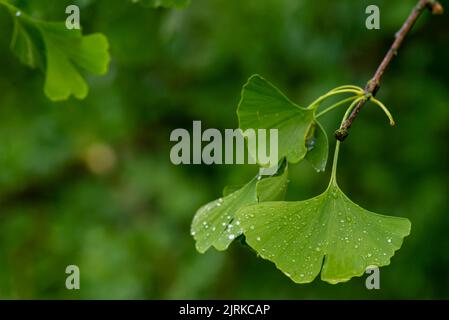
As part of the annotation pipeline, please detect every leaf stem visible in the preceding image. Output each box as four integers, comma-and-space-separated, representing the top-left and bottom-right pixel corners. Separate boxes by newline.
0, 1, 14, 10
315, 96, 359, 119
308, 89, 363, 109
330, 97, 365, 182
329, 85, 364, 93
0, 1, 30, 22
370, 97, 396, 126
335, 0, 444, 141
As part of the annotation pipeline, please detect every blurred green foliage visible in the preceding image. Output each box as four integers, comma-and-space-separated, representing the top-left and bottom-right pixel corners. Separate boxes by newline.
1, 0, 110, 101
0, 0, 448, 299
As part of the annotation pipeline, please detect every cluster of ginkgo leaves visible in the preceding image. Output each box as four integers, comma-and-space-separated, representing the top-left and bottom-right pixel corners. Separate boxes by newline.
0, 0, 186, 101
191, 75, 411, 284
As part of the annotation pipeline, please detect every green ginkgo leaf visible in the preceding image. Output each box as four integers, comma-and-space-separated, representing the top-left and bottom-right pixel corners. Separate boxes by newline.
2, 3, 110, 101
256, 161, 289, 201
192, 163, 289, 253
38, 22, 110, 101
236, 143, 411, 284
222, 184, 244, 197
305, 121, 329, 172
133, 0, 190, 8
237, 75, 319, 165
192, 177, 258, 253
237, 181, 411, 284
10, 15, 45, 68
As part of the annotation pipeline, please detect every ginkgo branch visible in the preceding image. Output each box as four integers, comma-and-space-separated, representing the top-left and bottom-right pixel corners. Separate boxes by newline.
331, 97, 365, 181
335, 0, 444, 141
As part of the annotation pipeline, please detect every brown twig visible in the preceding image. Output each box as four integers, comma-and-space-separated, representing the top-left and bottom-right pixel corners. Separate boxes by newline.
335, 0, 444, 141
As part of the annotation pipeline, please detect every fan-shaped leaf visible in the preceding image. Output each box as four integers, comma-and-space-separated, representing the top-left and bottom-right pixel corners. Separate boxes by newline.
256, 161, 289, 201
238, 75, 316, 164
3, 3, 110, 101
38, 22, 109, 100
236, 181, 411, 284
192, 163, 289, 253
10, 16, 45, 68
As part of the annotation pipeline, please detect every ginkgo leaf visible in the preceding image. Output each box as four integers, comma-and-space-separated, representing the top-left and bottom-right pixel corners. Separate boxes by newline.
305, 121, 329, 172
3, 3, 110, 101
192, 177, 258, 253
237, 75, 315, 164
256, 161, 289, 201
223, 184, 244, 197
133, 0, 190, 8
236, 180, 411, 284
10, 16, 45, 69
38, 22, 110, 100
222, 160, 292, 198
192, 163, 289, 253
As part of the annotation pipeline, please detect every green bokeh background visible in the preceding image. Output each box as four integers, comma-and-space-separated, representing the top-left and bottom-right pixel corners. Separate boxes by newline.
0, 0, 448, 299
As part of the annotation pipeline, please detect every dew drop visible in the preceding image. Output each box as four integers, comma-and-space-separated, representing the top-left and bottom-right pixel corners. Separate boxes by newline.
16, 11, 22, 17
228, 234, 235, 240
256, 236, 261, 241
306, 137, 317, 151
